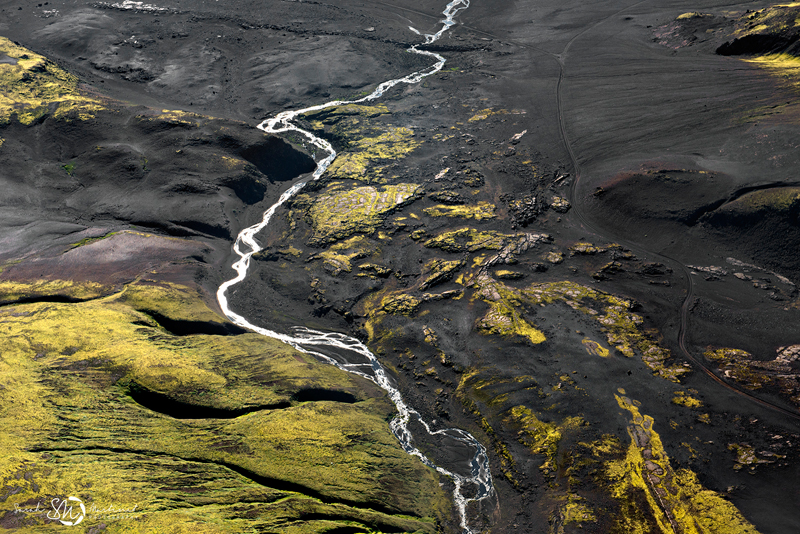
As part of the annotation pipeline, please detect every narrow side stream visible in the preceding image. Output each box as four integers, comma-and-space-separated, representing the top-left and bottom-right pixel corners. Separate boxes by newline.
216, 2, 495, 531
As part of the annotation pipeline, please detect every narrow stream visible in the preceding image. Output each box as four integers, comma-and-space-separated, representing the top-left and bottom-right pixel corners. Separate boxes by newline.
216, 1, 495, 531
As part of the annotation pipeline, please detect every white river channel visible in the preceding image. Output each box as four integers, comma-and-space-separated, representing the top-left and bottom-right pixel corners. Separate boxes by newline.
216, 1, 494, 531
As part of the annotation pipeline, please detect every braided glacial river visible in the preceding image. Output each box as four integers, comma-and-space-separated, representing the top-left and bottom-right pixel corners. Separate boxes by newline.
216, 1, 494, 531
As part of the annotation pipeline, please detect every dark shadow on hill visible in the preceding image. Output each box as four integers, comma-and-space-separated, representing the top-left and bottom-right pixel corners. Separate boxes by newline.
140, 310, 248, 336
126, 382, 291, 419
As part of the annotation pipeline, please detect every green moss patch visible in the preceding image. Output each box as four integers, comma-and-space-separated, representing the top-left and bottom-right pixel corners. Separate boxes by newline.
423, 202, 496, 220
327, 128, 420, 182
300, 103, 419, 184
0, 280, 448, 531
422, 227, 514, 253
607, 394, 761, 534
308, 184, 421, 245
419, 259, 464, 290
0, 36, 105, 124
505, 406, 583, 476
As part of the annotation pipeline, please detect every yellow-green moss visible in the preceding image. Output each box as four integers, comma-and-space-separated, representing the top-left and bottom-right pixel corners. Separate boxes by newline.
704, 348, 771, 389
562, 496, 597, 525
381, 293, 424, 316
466, 276, 684, 379
728, 443, 781, 471
357, 262, 392, 278
677, 11, 711, 19
505, 406, 583, 475
327, 128, 420, 181
422, 325, 438, 346
308, 184, 421, 244
550, 196, 571, 213
582, 338, 610, 357
608, 394, 761, 534
545, 251, 564, 264
422, 227, 511, 253
472, 274, 547, 344
298, 104, 417, 184
302, 103, 389, 122
315, 236, 376, 275
717, 187, 800, 216
454, 370, 519, 486
0, 280, 449, 531
672, 391, 703, 408
69, 231, 119, 249
419, 258, 464, 290
0, 279, 112, 303
494, 269, 524, 280
475, 300, 546, 344
519, 281, 688, 381
136, 109, 205, 127
423, 202, 496, 220
569, 242, 603, 255
0, 37, 105, 124
467, 108, 509, 122
724, 3, 800, 90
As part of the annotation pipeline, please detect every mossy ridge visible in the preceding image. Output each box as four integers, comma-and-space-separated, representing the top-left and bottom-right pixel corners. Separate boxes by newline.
504, 406, 583, 477
4, 450, 431, 533
314, 235, 378, 276
377, 289, 462, 317
672, 391, 703, 408
609, 394, 761, 534
703, 347, 800, 405
472, 274, 546, 345
0, 279, 113, 304
467, 108, 512, 122
68, 231, 119, 249
464, 275, 686, 380
711, 186, 800, 218
327, 127, 420, 182
520, 280, 688, 381
455, 370, 521, 487
0, 282, 450, 530
717, 4, 800, 89
0, 36, 105, 124
419, 258, 464, 291
300, 103, 417, 184
422, 227, 510, 253
119, 279, 236, 328
307, 183, 422, 245
423, 202, 496, 220
730, 4, 800, 39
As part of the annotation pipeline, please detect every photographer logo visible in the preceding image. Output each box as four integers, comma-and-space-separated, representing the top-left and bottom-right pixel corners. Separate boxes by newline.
49, 496, 85, 526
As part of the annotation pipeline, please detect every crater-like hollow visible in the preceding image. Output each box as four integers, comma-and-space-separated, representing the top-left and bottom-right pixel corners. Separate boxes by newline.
239, 136, 316, 182
291, 388, 359, 404
0, 294, 93, 307
127, 383, 290, 419
142, 310, 248, 336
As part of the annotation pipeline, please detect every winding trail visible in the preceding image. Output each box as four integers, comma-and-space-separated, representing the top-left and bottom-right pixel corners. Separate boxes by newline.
216, 2, 494, 532
555, 3, 800, 421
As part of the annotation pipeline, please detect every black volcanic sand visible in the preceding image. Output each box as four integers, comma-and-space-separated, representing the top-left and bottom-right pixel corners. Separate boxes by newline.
3, 0, 800, 532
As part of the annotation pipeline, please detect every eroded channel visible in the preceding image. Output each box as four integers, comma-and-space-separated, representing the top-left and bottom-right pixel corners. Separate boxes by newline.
216, 1, 495, 531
